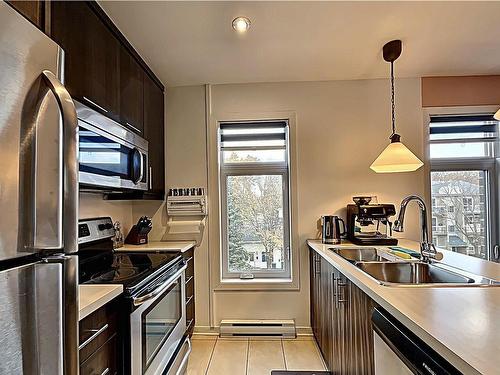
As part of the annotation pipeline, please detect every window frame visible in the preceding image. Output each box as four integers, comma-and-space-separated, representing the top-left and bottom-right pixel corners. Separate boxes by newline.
218, 121, 292, 281
425, 107, 499, 261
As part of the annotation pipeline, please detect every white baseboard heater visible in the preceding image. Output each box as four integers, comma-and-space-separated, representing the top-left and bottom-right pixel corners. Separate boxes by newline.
219, 319, 296, 338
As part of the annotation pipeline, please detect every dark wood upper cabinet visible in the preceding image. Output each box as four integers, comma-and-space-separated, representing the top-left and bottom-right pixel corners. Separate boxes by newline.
6, 0, 45, 30
49, 0, 165, 199
51, 1, 121, 121
120, 47, 144, 134
143, 73, 165, 197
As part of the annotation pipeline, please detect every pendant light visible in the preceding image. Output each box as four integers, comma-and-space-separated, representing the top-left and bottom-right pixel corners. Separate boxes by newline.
370, 40, 424, 173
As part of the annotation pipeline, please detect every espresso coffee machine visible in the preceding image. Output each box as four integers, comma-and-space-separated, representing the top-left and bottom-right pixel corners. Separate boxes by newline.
346, 197, 398, 246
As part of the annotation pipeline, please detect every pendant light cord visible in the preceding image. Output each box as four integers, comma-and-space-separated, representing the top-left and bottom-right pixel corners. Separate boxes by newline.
390, 60, 396, 137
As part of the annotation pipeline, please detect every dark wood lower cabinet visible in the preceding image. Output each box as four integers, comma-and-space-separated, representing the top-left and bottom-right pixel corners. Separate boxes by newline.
184, 247, 195, 337
79, 299, 121, 374
310, 249, 375, 374
309, 251, 322, 349
80, 335, 118, 375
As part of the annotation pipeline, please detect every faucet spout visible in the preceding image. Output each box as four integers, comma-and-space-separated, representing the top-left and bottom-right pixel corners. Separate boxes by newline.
393, 195, 440, 262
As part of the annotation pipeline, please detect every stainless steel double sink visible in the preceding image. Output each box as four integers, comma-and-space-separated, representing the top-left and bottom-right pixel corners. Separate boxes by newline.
329, 247, 499, 287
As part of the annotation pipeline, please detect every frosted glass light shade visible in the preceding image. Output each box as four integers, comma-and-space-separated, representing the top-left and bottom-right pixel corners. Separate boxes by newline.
494, 108, 500, 121
370, 141, 424, 173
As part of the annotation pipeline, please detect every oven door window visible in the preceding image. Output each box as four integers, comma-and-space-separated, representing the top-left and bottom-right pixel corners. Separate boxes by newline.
142, 277, 182, 371
79, 127, 133, 179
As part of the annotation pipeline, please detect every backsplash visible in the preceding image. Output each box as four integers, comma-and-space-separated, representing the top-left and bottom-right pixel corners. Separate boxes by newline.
79, 193, 134, 235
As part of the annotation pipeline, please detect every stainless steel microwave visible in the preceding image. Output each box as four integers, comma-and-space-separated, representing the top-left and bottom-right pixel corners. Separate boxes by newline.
76, 101, 149, 191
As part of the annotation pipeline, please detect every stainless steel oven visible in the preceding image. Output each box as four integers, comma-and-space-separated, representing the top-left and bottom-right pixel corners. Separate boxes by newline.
76, 101, 149, 191
130, 261, 187, 375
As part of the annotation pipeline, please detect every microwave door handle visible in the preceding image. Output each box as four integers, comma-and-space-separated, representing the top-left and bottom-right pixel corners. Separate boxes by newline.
42, 70, 79, 252
138, 151, 144, 183
131, 148, 143, 184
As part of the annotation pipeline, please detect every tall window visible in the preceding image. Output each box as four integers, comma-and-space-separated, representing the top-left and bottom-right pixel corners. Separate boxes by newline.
429, 114, 498, 260
219, 121, 291, 280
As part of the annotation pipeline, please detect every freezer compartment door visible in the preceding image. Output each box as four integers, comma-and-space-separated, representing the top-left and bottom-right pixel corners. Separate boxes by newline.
0, 3, 78, 260
0, 261, 64, 375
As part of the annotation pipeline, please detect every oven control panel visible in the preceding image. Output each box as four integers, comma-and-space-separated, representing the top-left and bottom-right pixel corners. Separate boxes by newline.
78, 217, 115, 244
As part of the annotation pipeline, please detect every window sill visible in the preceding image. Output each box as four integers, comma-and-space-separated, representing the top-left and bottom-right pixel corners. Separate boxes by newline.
215, 277, 298, 291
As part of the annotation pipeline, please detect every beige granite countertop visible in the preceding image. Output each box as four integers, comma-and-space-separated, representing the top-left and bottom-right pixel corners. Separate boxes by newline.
117, 241, 196, 253
307, 239, 500, 375
79, 284, 123, 321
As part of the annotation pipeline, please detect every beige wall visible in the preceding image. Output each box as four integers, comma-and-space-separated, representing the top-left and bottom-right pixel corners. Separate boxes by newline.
165, 78, 426, 331
164, 85, 212, 329
79, 193, 134, 233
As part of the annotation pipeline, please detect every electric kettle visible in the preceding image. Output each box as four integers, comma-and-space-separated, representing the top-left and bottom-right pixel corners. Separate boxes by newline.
321, 215, 346, 244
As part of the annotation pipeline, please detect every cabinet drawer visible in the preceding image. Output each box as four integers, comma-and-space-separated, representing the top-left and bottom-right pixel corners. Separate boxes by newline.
80, 335, 118, 375
79, 300, 119, 364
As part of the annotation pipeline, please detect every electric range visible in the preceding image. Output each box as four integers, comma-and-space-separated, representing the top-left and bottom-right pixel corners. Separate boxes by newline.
78, 217, 191, 375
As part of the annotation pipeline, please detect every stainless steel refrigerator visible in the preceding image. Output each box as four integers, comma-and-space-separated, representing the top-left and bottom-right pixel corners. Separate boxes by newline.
0, 3, 79, 374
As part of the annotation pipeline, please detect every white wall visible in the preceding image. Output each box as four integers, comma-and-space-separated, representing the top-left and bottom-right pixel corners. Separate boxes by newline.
161, 78, 426, 331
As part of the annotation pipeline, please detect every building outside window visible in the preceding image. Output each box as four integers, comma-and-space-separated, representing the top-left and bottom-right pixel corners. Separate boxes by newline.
218, 121, 291, 280
429, 114, 498, 260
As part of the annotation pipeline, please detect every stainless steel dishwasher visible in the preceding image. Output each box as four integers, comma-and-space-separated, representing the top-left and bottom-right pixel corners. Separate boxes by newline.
371, 307, 462, 375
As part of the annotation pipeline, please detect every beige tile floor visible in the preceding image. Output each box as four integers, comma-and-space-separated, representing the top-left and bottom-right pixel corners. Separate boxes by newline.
187, 335, 326, 375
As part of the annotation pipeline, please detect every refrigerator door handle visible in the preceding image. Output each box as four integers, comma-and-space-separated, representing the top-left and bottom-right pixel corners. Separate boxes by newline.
45, 254, 80, 375
41, 70, 79, 254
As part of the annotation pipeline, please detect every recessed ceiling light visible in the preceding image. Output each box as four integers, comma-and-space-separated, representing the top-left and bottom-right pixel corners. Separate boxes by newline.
232, 16, 251, 33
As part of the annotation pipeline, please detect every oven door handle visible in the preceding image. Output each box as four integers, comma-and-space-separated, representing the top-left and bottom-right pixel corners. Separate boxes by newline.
132, 264, 187, 306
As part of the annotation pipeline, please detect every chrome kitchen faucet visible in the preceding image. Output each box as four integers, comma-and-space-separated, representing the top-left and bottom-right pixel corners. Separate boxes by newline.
393, 195, 443, 262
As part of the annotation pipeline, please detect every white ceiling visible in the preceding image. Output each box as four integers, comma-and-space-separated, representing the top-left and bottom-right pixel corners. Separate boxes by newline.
100, 1, 500, 87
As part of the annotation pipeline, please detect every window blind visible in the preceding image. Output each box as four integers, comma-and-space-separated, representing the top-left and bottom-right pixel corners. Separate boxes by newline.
220, 122, 287, 150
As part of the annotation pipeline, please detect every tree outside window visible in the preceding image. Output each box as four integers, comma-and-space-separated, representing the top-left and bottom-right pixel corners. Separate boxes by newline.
431, 171, 487, 259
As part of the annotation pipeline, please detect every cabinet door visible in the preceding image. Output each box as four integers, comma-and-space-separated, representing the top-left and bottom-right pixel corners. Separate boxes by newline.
120, 46, 144, 134
334, 270, 348, 375
143, 73, 165, 197
319, 257, 336, 371
310, 252, 321, 347
6, 1, 44, 30
184, 248, 195, 337
51, 1, 120, 120
344, 278, 375, 374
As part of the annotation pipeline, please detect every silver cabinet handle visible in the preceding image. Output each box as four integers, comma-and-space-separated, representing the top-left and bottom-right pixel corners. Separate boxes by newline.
337, 278, 348, 305
82, 96, 108, 113
42, 71, 78, 251
100, 368, 110, 375
333, 273, 347, 309
126, 121, 142, 134
493, 245, 500, 261
333, 272, 338, 309
78, 323, 109, 350
149, 166, 153, 190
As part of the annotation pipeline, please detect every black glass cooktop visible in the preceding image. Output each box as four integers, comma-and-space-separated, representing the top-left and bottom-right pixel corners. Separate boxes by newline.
80, 251, 182, 293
